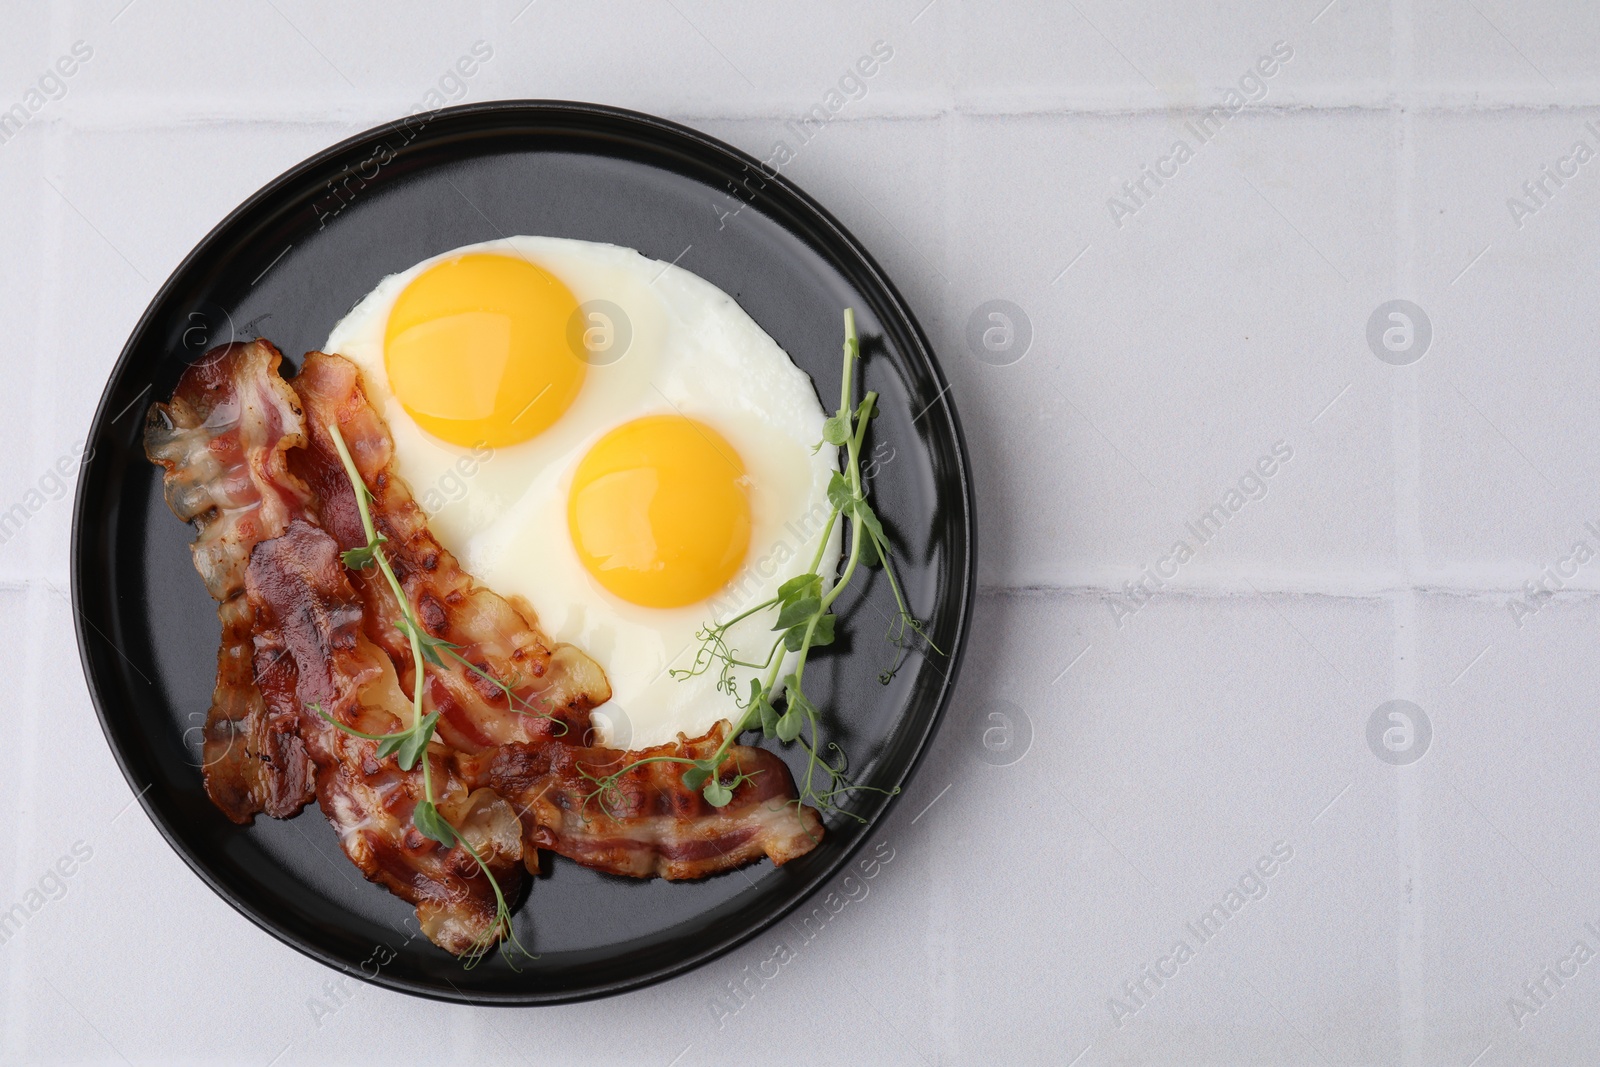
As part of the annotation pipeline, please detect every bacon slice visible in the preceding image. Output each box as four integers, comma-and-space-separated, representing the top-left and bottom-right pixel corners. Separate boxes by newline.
287, 352, 611, 753
247, 519, 524, 955
148, 341, 822, 949
474, 724, 824, 880
145, 345, 522, 955
143, 340, 316, 823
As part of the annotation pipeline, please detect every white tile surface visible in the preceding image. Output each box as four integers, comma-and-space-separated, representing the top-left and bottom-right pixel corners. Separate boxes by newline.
8, 0, 1600, 1063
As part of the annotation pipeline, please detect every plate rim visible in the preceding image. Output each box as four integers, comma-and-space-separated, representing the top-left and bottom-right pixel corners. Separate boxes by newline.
70, 98, 976, 1005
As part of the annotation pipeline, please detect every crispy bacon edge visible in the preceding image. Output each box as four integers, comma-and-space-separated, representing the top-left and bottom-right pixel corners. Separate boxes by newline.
288, 351, 611, 753
472, 723, 824, 880
247, 519, 525, 956
142, 340, 315, 823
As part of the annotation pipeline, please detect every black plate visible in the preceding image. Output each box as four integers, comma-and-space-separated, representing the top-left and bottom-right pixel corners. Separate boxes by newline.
71, 101, 973, 1004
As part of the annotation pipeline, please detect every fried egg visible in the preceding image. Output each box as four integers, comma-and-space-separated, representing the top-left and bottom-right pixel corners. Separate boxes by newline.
324, 236, 840, 748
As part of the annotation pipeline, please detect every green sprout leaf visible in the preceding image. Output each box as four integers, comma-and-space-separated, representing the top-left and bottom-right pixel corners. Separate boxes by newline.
776, 572, 821, 605
375, 734, 405, 761
703, 777, 733, 807
412, 799, 459, 847
340, 542, 384, 570
785, 678, 815, 717
395, 711, 439, 770
773, 595, 821, 631
851, 497, 886, 546
396, 617, 459, 668
856, 526, 882, 568
682, 762, 712, 792
783, 613, 835, 652
821, 414, 849, 446
776, 677, 815, 743
758, 688, 780, 737
827, 471, 854, 512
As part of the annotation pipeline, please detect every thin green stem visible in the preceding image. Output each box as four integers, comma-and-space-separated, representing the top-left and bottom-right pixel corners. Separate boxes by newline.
329, 422, 427, 734
839, 307, 857, 415
805, 508, 839, 575
718, 596, 783, 631
312, 704, 393, 741
587, 754, 699, 776
324, 421, 521, 965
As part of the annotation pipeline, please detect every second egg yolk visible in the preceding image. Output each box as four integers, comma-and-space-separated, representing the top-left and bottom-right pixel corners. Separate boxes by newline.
384, 253, 585, 448
567, 415, 752, 608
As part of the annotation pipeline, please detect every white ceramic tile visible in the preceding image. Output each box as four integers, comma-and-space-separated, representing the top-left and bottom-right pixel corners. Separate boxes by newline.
944, 109, 1401, 587
0, 137, 51, 575
1414, 0, 1600, 100
1388, 594, 1600, 1062
1059, 0, 1394, 103
1412, 108, 1600, 578
941, 0, 1400, 111
470, 0, 950, 120
952, 0, 1157, 102
859, 589, 1408, 1064
7, 806, 311, 1064
59, 0, 482, 118
1420, 594, 1600, 899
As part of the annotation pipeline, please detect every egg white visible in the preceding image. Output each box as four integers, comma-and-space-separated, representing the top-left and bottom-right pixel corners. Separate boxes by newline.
323, 236, 841, 748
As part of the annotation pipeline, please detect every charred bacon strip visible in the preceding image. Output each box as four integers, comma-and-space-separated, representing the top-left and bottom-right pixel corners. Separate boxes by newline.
475, 724, 823, 880
287, 351, 610, 752
143, 340, 316, 823
247, 519, 524, 955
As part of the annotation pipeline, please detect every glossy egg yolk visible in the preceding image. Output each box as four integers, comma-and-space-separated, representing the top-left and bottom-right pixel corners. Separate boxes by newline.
383, 253, 584, 448
567, 415, 752, 608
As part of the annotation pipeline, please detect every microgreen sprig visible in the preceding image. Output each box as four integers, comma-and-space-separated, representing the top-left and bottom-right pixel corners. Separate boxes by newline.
588, 309, 942, 821
577, 753, 763, 820
394, 615, 570, 735
316, 421, 528, 967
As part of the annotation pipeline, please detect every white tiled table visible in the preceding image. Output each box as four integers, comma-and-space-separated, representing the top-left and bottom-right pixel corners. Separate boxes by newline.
5, 2, 1600, 1063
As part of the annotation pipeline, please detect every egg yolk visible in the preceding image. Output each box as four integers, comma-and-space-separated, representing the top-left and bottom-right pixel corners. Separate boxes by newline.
384, 253, 584, 448
568, 415, 752, 608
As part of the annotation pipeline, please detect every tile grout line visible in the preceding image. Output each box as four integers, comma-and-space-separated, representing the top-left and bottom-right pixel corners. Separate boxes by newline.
1392, 2, 1427, 1063
27, 96, 1600, 136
